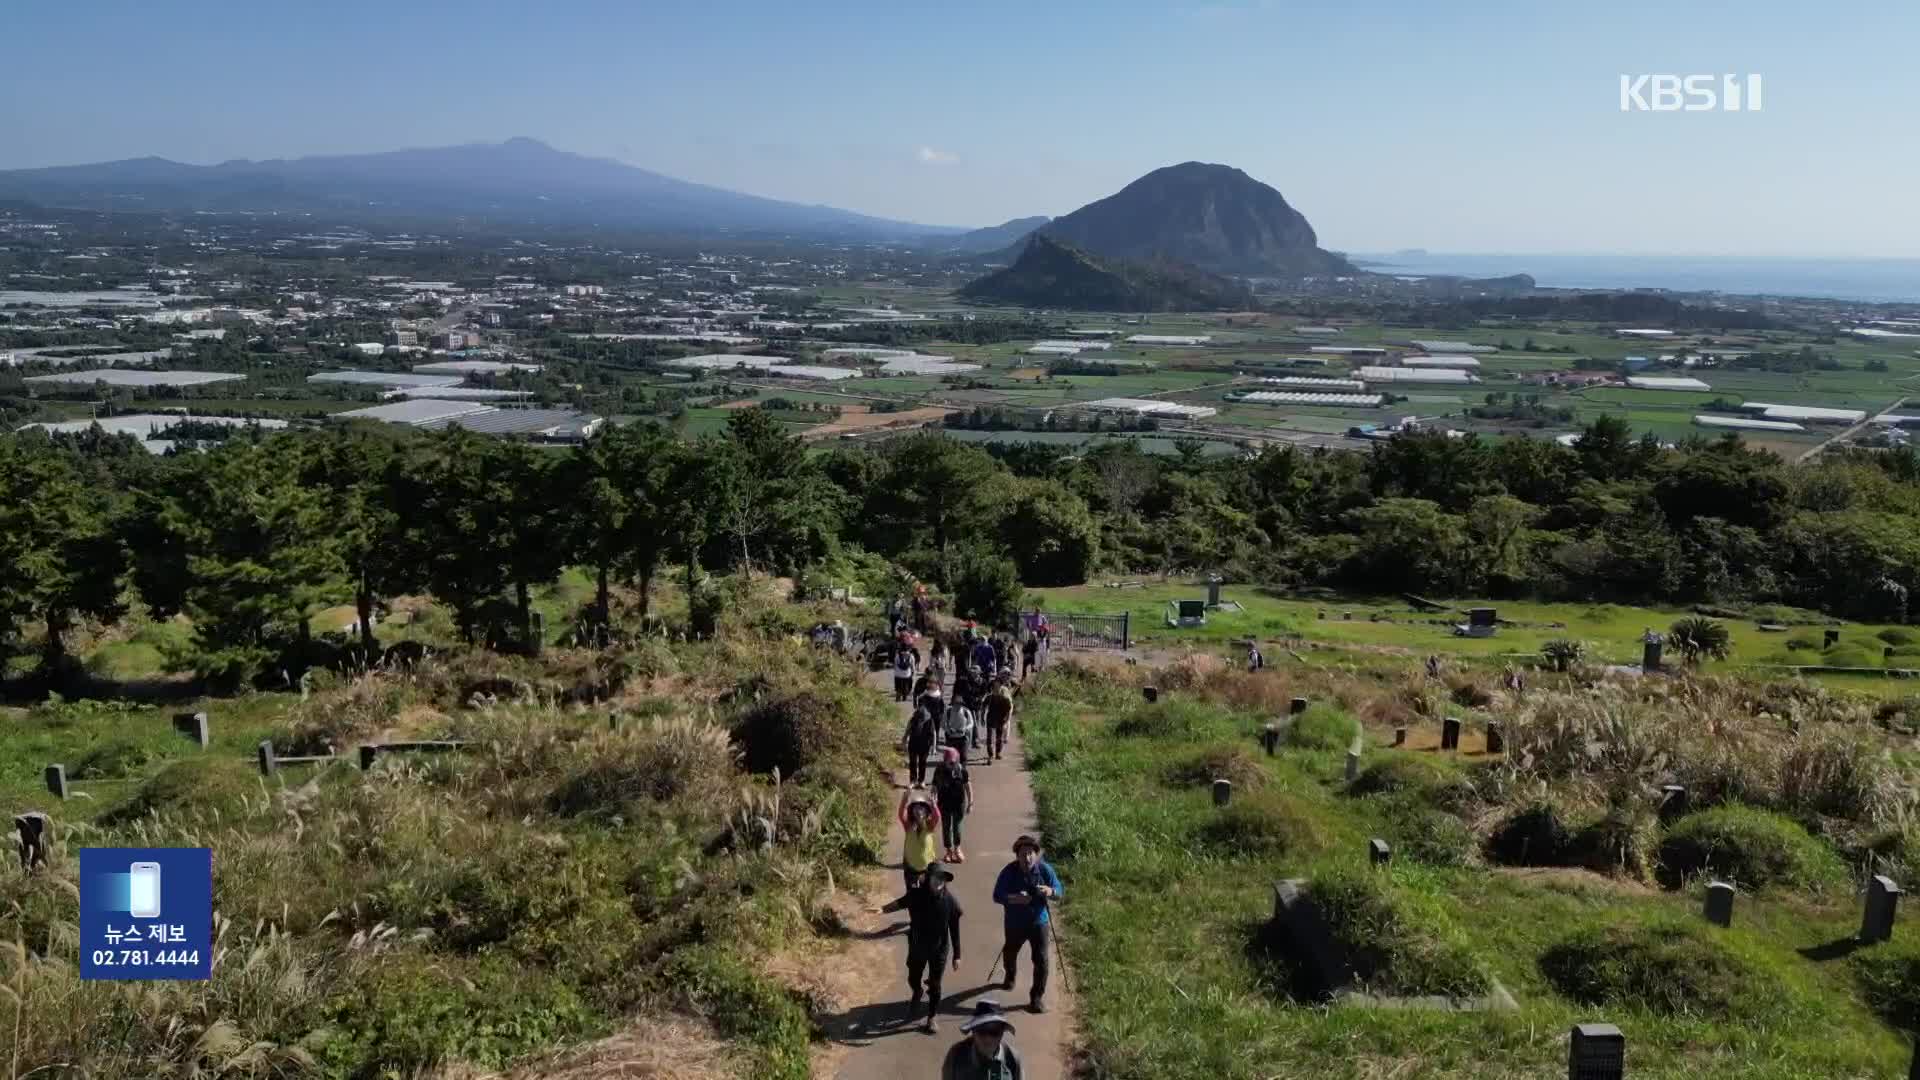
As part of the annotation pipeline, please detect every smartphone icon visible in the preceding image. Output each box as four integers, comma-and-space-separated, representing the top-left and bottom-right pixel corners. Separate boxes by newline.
128, 862, 162, 919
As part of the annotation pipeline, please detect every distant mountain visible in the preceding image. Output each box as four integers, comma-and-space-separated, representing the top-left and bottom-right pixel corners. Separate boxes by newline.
939, 215, 1051, 254
960, 234, 1254, 312
1027, 162, 1354, 278
0, 138, 962, 237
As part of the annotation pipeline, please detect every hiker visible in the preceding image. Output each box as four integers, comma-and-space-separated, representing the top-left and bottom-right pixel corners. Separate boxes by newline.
893, 644, 917, 702
970, 632, 998, 681
942, 1001, 1023, 1080
942, 693, 975, 764
899, 790, 943, 891
912, 591, 929, 634
992, 834, 1063, 1013
929, 639, 950, 691
1247, 643, 1265, 671
903, 692, 940, 786
1424, 654, 1442, 679
993, 634, 1013, 675
1021, 634, 1039, 680
931, 746, 973, 863
873, 868, 963, 1034
982, 676, 1013, 763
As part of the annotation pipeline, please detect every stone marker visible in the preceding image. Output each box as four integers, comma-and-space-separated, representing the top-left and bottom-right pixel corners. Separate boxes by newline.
1441, 717, 1462, 751
1290, 697, 1309, 716
608, 711, 622, 731
1824, 628, 1840, 649
173, 711, 210, 748
1393, 727, 1407, 747
1485, 721, 1504, 755
1369, 838, 1391, 867
14, 812, 50, 870
529, 611, 546, 655
1212, 779, 1233, 807
1568, 1023, 1625, 1080
256, 740, 277, 776
43, 764, 67, 800
1659, 784, 1689, 820
1704, 881, 1734, 927
1861, 874, 1901, 944
1271, 880, 1353, 998
359, 745, 379, 770
1345, 751, 1360, 782
1143, 685, 1161, 703
1261, 725, 1281, 756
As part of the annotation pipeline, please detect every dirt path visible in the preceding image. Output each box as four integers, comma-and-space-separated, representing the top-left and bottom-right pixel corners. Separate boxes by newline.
817, 666, 1076, 1079
800, 405, 955, 441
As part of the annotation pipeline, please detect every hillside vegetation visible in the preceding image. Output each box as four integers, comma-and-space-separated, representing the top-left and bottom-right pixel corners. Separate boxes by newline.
961, 234, 1256, 312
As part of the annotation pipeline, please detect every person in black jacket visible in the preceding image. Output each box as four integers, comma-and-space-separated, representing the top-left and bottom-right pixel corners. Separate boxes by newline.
902, 693, 940, 786
873, 869, 964, 1034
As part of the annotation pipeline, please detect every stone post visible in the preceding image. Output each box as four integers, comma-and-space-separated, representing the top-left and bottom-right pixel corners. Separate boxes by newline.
359, 745, 379, 771
1261, 725, 1281, 756
1290, 697, 1309, 716
1485, 721, 1504, 755
1393, 727, 1407, 747
1369, 838, 1391, 867
1441, 717, 1462, 751
1659, 785, 1689, 822
1212, 779, 1232, 807
1824, 628, 1840, 649
1568, 1023, 1624, 1080
43, 764, 67, 800
1861, 874, 1901, 944
14, 812, 50, 871
1345, 751, 1360, 782
174, 711, 210, 748
608, 711, 623, 731
529, 611, 546, 655
1704, 881, 1734, 927
1143, 686, 1159, 703
256, 740, 277, 776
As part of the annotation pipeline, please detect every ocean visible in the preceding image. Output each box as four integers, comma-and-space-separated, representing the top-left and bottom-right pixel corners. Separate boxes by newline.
1349, 253, 1920, 305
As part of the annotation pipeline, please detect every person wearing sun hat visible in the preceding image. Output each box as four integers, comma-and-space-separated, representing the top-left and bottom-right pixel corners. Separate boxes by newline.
992, 833, 1062, 1013
941, 1000, 1022, 1079
873, 868, 963, 1034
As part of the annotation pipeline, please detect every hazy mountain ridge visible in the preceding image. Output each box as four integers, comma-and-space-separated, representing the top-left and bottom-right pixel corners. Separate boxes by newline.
941, 215, 1053, 254
960, 233, 1254, 311
1030, 161, 1355, 278
0, 138, 964, 237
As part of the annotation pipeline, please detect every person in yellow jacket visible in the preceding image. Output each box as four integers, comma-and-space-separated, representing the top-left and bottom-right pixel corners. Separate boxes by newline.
899, 789, 942, 890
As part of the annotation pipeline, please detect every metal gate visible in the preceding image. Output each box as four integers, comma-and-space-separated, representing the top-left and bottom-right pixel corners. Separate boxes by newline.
1022, 610, 1131, 651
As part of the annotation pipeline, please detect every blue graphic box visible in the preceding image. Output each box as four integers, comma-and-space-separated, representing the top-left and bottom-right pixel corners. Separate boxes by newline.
79, 847, 212, 980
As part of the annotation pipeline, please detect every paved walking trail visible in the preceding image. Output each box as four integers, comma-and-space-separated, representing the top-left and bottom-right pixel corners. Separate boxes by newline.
821, 666, 1075, 1079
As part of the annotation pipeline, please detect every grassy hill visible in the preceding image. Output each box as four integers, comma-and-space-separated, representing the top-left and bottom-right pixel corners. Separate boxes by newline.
960, 234, 1255, 312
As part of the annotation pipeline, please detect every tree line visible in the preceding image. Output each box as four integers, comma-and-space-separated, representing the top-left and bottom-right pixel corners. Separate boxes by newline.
7, 410, 1920, 692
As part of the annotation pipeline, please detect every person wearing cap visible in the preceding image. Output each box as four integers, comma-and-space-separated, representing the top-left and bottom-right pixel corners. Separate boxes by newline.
942, 1001, 1023, 1080
992, 834, 1063, 1013
872, 868, 964, 1034
898, 789, 943, 891
930, 745, 973, 863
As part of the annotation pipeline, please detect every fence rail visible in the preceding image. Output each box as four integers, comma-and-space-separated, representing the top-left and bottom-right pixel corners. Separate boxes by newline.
1023, 610, 1131, 651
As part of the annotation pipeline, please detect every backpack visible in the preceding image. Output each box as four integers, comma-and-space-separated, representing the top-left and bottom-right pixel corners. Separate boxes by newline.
943, 702, 973, 741
894, 652, 912, 676
933, 760, 968, 803
908, 704, 938, 745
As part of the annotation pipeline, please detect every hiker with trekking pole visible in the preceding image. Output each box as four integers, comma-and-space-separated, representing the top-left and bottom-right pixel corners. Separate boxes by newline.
990, 833, 1064, 1014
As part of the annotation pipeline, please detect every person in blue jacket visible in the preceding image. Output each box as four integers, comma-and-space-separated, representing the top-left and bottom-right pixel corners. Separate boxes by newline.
991, 833, 1062, 1013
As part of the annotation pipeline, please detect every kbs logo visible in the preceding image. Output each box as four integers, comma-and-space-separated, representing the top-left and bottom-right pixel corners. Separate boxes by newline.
1619, 74, 1763, 112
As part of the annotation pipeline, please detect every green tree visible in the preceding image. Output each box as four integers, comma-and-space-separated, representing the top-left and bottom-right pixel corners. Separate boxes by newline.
299, 428, 420, 656
1003, 480, 1100, 586
1341, 498, 1470, 594
158, 439, 344, 688
566, 422, 684, 631
0, 437, 128, 679
949, 543, 1023, 627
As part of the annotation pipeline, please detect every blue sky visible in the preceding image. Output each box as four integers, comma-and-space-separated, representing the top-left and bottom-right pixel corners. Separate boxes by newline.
3, 0, 1916, 255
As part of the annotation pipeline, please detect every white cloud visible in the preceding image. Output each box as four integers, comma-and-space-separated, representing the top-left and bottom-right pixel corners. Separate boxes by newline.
916, 146, 960, 166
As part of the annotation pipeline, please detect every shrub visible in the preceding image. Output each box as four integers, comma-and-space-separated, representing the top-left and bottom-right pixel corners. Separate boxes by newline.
1539, 922, 1757, 1017
1876, 628, 1916, 647
1571, 805, 1661, 881
1197, 789, 1331, 857
1448, 678, 1494, 708
1113, 698, 1233, 740
1377, 795, 1477, 867
1777, 730, 1899, 821
731, 687, 861, 777
1851, 938, 1920, 1033
662, 945, 812, 1080
101, 756, 261, 825
1823, 645, 1878, 669
1156, 651, 1226, 690
317, 953, 602, 1076
69, 738, 154, 780
1669, 616, 1732, 664
1347, 755, 1473, 808
1657, 805, 1848, 891
1486, 801, 1576, 866
1287, 703, 1359, 752
1165, 743, 1269, 792
1541, 639, 1584, 672
549, 718, 738, 818
1309, 867, 1490, 998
